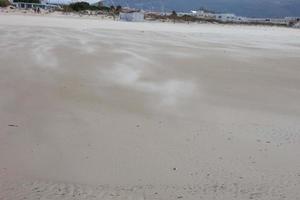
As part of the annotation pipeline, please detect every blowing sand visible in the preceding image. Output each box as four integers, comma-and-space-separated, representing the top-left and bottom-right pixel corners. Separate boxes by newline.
1, 14, 300, 200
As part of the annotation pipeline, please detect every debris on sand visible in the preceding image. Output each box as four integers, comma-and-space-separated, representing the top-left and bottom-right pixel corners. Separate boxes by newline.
8, 124, 18, 127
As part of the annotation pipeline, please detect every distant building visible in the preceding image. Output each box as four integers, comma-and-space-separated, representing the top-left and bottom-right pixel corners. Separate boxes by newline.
214, 13, 244, 22
10, 0, 59, 9
191, 9, 215, 18
119, 10, 144, 22
285, 17, 300, 26
294, 22, 300, 28
285, 17, 300, 22
245, 17, 289, 25
269, 18, 289, 25
177, 12, 191, 17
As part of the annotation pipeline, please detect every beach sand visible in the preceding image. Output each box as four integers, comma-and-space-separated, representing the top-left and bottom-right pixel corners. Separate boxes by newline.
1, 14, 300, 199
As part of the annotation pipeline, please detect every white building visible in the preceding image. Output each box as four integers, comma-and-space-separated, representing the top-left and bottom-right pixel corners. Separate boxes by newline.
214, 13, 245, 22
119, 11, 144, 22
191, 10, 215, 18
177, 12, 192, 17
294, 22, 300, 28
245, 17, 282, 24
10, 0, 59, 9
285, 17, 300, 22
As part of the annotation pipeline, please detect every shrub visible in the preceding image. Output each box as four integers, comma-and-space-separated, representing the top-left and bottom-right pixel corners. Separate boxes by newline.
62, 2, 115, 13
62, 5, 73, 12
13, 0, 40, 3
0, 0, 10, 7
69, 2, 90, 12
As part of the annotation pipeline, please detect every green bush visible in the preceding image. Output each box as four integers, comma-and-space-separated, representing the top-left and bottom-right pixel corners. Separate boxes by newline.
69, 2, 90, 11
62, 5, 73, 12
88, 5, 100, 11
13, 0, 40, 3
62, 2, 116, 13
0, 0, 10, 7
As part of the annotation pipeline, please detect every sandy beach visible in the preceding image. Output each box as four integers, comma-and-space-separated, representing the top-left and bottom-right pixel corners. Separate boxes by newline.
1, 13, 300, 199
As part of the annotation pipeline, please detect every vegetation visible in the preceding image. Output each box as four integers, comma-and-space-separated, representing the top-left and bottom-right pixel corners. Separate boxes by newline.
64, 2, 121, 13
69, 2, 93, 11
13, 0, 40, 3
116, 5, 122, 13
62, 4, 73, 12
145, 12, 217, 24
170, 10, 178, 23
171, 10, 177, 16
0, 0, 10, 7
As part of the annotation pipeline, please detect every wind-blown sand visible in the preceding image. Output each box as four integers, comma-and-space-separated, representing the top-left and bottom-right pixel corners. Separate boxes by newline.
1, 14, 300, 199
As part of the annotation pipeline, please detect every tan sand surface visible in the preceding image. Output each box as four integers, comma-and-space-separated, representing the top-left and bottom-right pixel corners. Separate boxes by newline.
1, 14, 300, 199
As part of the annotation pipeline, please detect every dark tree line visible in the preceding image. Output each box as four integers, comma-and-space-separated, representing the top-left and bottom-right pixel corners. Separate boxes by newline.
13, 0, 40, 3
65, 2, 122, 13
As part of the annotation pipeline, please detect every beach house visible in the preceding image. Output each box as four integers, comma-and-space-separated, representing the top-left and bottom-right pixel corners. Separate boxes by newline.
9, 0, 58, 9
119, 10, 144, 22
